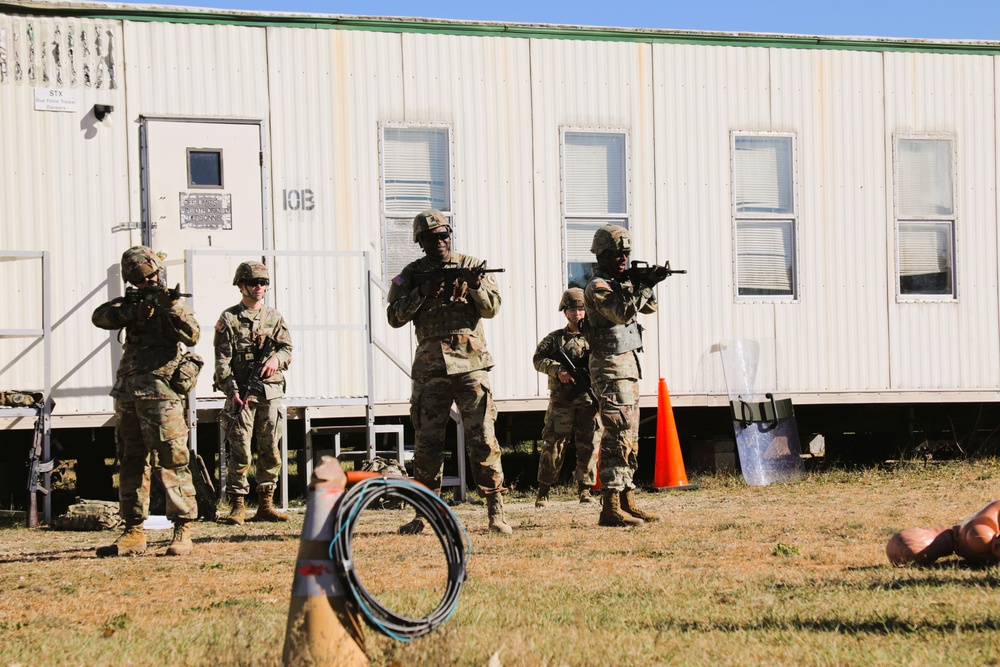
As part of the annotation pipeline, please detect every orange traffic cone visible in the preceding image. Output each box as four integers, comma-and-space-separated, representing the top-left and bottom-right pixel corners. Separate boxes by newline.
652, 378, 698, 491
282, 456, 368, 667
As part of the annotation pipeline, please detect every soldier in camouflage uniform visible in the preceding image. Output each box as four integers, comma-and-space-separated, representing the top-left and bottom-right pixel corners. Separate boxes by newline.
584, 225, 662, 527
214, 261, 293, 525
91, 246, 200, 556
387, 209, 511, 535
532, 288, 602, 507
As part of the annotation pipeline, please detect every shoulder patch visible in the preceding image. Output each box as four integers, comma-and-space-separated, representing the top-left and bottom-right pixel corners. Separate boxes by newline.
592, 279, 611, 290
215, 318, 226, 332
392, 275, 405, 286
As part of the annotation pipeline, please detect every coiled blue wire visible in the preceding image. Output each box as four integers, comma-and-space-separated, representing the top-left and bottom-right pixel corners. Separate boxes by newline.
328, 476, 471, 641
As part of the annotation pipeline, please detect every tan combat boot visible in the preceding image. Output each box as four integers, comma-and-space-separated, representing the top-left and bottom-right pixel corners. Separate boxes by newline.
534, 483, 551, 508
486, 493, 513, 535
222, 494, 246, 525
598, 489, 643, 527
620, 489, 661, 522
398, 515, 426, 535
578, 482, 595, 504
250, 486, 289, 522
95, 522, 147, 557
165, 519, 193, 556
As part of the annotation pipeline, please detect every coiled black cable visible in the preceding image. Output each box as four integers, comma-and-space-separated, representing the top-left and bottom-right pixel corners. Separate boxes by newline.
329, 476, 469, 641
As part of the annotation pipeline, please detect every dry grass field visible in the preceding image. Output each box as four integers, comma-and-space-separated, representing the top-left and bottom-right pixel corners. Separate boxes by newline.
4, 459, 1000, 666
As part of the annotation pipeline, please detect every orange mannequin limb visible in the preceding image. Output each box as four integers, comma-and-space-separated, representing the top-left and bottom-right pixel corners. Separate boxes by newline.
887, 499, 1000, 565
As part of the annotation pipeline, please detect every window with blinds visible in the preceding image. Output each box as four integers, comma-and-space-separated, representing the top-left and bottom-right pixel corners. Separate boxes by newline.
895, 137, 955, 297
379, 124, 452, 279
561, 130, 629, 288
732, 133, 797, 298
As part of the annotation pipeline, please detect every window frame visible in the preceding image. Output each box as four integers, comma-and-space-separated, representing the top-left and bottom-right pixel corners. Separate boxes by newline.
559, 127, 631, 289
377, 122, 455, 281
731, 131, 799, 303
893, 134, 958, 302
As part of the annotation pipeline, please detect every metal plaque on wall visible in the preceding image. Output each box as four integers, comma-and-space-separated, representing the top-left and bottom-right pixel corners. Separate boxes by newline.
179, 192, 233, 230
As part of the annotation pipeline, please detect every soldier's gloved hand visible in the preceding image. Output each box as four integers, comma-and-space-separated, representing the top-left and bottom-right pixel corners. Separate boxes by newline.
419, 276, 446, 298
640, 266, 669, 287
118, 300, 140, 321
139, 301, 155, 320
451, 278, 469, 302
156, 284, 181, 307
458, 267, 481, 290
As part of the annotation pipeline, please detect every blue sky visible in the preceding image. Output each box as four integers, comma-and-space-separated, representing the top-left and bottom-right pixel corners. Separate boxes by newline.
133, 0, 1000, 41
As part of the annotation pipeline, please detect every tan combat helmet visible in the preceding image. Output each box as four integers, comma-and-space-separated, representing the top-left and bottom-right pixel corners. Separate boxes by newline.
232, 261, 269, 285
412, 209, 452, 243
120, 246, 163, 284
558, 287, 585, 311
590, 224, 631, 256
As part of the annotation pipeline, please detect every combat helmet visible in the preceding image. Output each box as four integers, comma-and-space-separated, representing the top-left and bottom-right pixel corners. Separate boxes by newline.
590, 224, 631, 256
412, 209, 452, 243
558, 287, 585, 311
232, 261, 269, 285
120, 246, 163, 284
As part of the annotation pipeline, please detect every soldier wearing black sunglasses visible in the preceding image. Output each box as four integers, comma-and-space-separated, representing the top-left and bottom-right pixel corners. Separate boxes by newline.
214, 261, 293, 525
387, 209, 512, 535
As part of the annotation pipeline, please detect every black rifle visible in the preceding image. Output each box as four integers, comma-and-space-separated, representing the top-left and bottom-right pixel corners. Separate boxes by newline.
124, 284, 193, 308
27, 401, 53, 528
412, 261, 505, 302
221, 335, 278, 446
625, 260, 687, 287
551, 346, 598, 403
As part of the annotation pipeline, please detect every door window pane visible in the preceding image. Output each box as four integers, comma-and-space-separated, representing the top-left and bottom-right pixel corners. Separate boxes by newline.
187, 149, 223, 188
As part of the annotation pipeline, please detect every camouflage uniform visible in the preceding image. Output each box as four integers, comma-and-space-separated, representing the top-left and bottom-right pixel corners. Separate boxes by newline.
214, 302, 293, 496
533, 326, 601, 489
387, 252, 505, 496
584, 241, 657, 493
92, 262, 200, 527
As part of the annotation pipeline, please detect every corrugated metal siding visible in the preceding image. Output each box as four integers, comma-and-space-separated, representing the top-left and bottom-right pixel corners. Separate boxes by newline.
122, 21, 269, 118
397, 32, 537, 401
884, 51, 999, 390
529, 37, 658, 394
0, 14, 130, 416
769, 47, 891, 394
265, 28, 405, 402
653, 43, 773, 397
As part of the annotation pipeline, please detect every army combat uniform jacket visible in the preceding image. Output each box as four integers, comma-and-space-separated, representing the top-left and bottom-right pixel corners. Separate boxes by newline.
533, 326, 595, 405
213, 303, 293, 400
92, 297, 200, 400
584, 268, 657, 385
387, 252, 501, 381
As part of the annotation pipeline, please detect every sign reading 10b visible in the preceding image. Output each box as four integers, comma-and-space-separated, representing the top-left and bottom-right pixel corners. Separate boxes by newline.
282, 188, 315, 211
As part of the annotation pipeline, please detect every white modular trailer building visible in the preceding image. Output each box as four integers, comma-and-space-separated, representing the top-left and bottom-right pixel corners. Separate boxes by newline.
2, 0, 1000, 434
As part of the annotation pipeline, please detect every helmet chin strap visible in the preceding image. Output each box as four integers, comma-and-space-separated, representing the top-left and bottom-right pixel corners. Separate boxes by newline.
240, 285, 266, 304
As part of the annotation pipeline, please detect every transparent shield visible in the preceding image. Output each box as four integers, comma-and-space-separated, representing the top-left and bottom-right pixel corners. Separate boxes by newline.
720, 339, 803, 486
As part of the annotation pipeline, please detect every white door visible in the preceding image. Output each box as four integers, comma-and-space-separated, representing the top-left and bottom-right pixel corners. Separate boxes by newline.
141, 118, 266, 398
